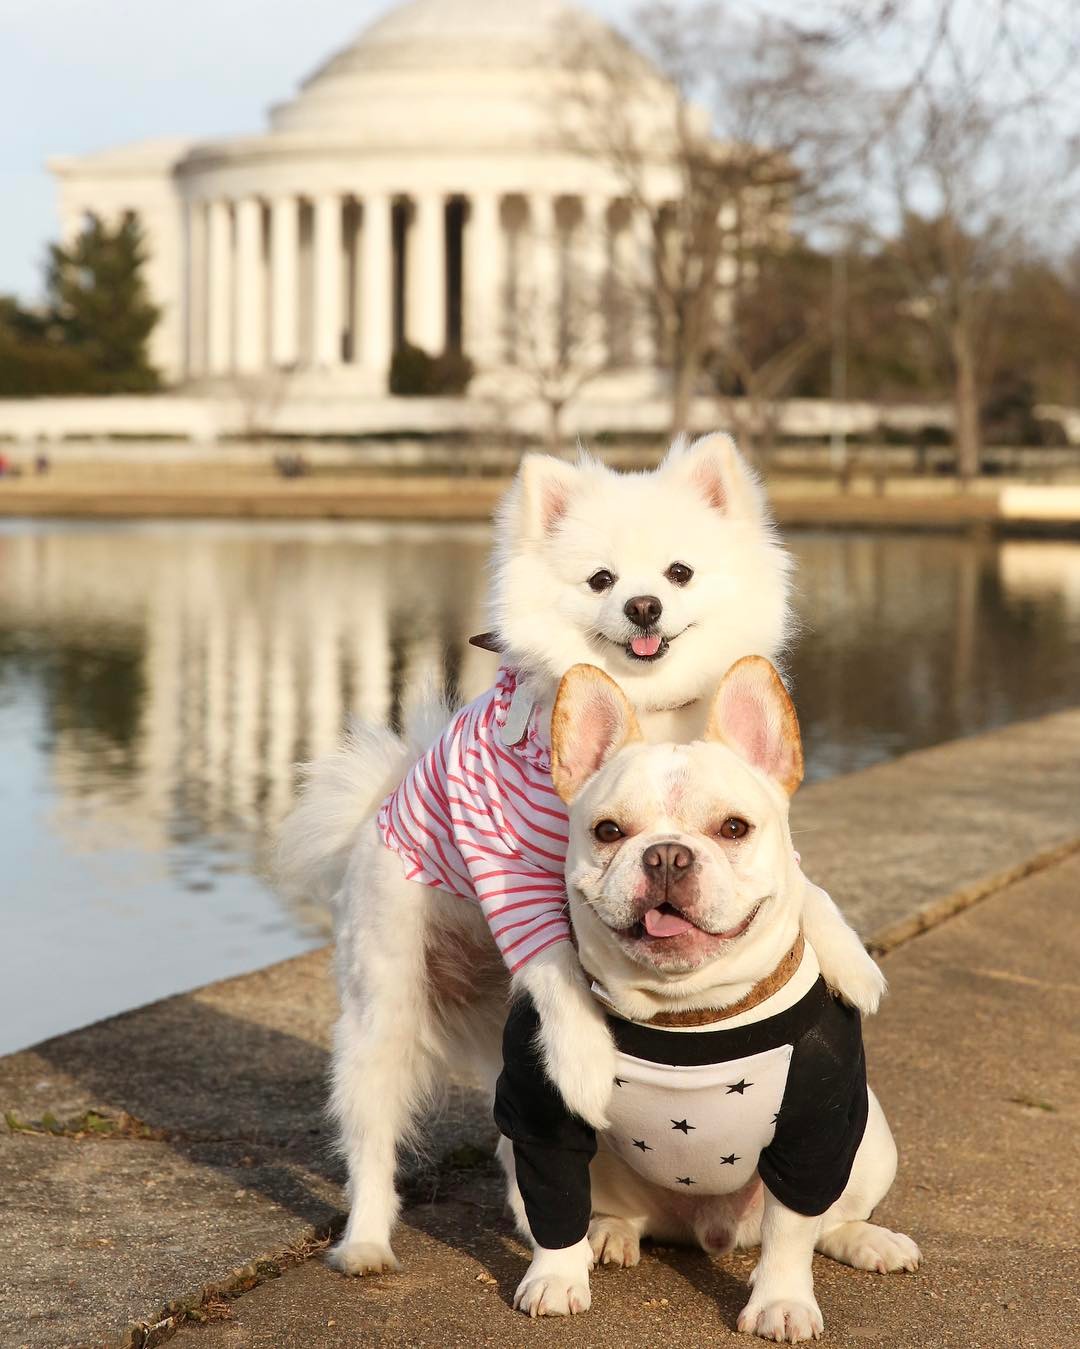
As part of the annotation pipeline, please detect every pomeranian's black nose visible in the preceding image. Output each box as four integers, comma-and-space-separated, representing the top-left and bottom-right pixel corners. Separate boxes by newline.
624, 595, 662, 627
642, 841, 695, 878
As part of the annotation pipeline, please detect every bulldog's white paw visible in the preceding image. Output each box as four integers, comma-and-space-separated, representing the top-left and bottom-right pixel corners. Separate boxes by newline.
818, 1220, 921, 1273
514, 1274, 592, 1317
326, 1239, 401, 1276
539, 1001, 616, 1129
737, 1295, 823, 1342
588, 1216, 641, 1267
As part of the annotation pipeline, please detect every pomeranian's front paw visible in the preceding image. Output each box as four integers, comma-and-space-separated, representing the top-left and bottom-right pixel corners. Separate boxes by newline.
801, 879, 887, 1016
737, 1295, 823, 1341
326, 1239, 401, 1276
542, 1011, 616, 1128
830, 952, 887, 1017
515, 1273, 592, 1317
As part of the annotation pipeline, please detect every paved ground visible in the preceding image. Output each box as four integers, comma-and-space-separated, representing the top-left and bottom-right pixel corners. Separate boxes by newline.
2, 712, 1079, 1348
168, 856, 1080, 1349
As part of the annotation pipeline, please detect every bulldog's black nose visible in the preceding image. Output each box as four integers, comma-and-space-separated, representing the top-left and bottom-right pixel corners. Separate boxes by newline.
624, 594, 663, 628
642, 841, 694, 879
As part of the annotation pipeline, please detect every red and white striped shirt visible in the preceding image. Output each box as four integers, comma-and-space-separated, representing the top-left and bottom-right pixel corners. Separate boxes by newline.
377, 668, 571, 973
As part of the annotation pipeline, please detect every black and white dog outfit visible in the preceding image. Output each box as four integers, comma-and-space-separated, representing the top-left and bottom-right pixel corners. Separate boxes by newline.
495, 944, 868, 1250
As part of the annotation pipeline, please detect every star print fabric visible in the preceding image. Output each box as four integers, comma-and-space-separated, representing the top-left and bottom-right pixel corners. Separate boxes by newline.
495, 976, 869, 1249
600, 1045, 793, 1194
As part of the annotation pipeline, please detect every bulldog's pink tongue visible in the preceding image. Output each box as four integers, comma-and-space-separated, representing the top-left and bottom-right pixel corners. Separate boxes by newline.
630, 634, 662, 657
643, 907, 696, 938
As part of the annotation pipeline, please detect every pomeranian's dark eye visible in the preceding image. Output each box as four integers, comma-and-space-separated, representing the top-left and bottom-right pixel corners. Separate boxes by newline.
594, 819, 624, 843
718, 817, 749, 840
588, 569, 616, 593
665, 562, 694, 586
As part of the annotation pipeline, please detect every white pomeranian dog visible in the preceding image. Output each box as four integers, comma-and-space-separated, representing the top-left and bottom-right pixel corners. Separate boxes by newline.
278, 433, 886, 1279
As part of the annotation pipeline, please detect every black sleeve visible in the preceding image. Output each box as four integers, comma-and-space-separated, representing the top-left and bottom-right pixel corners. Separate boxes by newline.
758, 994, 869, 1217
493, 995, 597, 1249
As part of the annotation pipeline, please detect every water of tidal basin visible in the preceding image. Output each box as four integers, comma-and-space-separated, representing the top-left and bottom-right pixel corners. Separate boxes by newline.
1, 517, 1077, 1054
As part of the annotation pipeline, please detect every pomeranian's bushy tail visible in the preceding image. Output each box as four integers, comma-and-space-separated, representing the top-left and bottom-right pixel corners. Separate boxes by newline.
275, 683, 452, 911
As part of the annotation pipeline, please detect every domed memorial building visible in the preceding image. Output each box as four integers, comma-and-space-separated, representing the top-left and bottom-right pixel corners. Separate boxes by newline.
50, 0, 715, 393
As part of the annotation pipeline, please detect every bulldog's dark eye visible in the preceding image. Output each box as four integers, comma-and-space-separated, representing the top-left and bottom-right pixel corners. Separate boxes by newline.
594, 819, 624, 843
718, 817, 749, 840
665, 562, 694, 586
588, 569, 616, 593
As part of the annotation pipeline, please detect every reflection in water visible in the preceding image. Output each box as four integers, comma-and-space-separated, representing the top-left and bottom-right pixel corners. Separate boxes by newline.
1, 519, 1078, 1053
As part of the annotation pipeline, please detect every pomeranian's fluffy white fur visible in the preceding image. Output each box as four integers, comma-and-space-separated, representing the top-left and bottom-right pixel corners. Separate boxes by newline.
277, 433, 885, 1285
491, 434, 792, 717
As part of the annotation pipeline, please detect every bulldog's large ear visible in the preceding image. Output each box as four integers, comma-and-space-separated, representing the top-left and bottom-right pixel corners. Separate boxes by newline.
705, 656, 804, 796
510, 453, 580, 543
551, 664, 642, 803
662, 432, 765, 520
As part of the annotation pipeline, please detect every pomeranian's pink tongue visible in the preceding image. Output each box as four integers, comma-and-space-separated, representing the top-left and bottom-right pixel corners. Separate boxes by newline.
630, 634, 662, 657
643, 907, 695, 937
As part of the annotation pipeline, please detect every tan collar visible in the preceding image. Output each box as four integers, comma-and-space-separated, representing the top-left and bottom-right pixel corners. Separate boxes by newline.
588, 933, 805, 1029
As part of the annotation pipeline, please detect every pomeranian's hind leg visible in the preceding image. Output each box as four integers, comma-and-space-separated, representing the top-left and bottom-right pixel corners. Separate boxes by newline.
326, 866, 441, 1276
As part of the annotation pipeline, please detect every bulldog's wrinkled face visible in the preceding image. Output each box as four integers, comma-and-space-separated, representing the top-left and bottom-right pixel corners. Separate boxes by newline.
551, 657, 805, 991
566, 740, 792, 974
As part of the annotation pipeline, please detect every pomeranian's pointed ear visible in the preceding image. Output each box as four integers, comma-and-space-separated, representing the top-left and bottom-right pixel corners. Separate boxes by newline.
551, 664, 642, 804
663, 432, 764, 520
512, 454, 580, 542
705, 656, 804, 796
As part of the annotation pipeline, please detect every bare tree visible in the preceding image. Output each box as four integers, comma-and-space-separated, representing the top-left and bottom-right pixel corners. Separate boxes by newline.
832, 0, 1080, 477
505, 264, 612, 456
558, 3, 851, 437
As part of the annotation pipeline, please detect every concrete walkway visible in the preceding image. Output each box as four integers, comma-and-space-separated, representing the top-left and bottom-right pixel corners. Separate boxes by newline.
1, 470, 1078, 532
2, 711, 1079, 1348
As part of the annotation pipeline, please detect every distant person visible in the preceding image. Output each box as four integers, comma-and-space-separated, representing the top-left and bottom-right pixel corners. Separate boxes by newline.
35, 453, 50, 476
0, 452, 9, 477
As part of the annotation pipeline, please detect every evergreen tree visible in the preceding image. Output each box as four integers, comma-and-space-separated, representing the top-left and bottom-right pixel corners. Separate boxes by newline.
46, 214, 160, 391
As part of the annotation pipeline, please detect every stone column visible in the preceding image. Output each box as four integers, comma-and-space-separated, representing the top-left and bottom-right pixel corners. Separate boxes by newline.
234, 198, 265, 374
185, 200, 207, 378
206, 200, 233, 375
270, 196, 300, 368
313, 193, 343, 368
527, 193, 559, 366
631, 204, 657, 367
465, 192, 501, 368
578, 194, 609, 367
409, 192, 446, 353
360, 193, 393, 385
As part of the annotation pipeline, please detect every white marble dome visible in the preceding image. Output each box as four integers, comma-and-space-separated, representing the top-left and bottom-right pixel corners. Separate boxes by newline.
51, 0, 683, 389
268, 0, 645, 148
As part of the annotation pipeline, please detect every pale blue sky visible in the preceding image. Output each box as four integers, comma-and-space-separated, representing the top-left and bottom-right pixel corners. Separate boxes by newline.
0, 0, 628, 301
2, 1, 1072, 301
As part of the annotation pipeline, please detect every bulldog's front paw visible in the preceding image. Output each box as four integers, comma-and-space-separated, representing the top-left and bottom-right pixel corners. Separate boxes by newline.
737, 1295, 823, 1342
514, 1273, 592, 1317
514, 1237, 594, 1318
